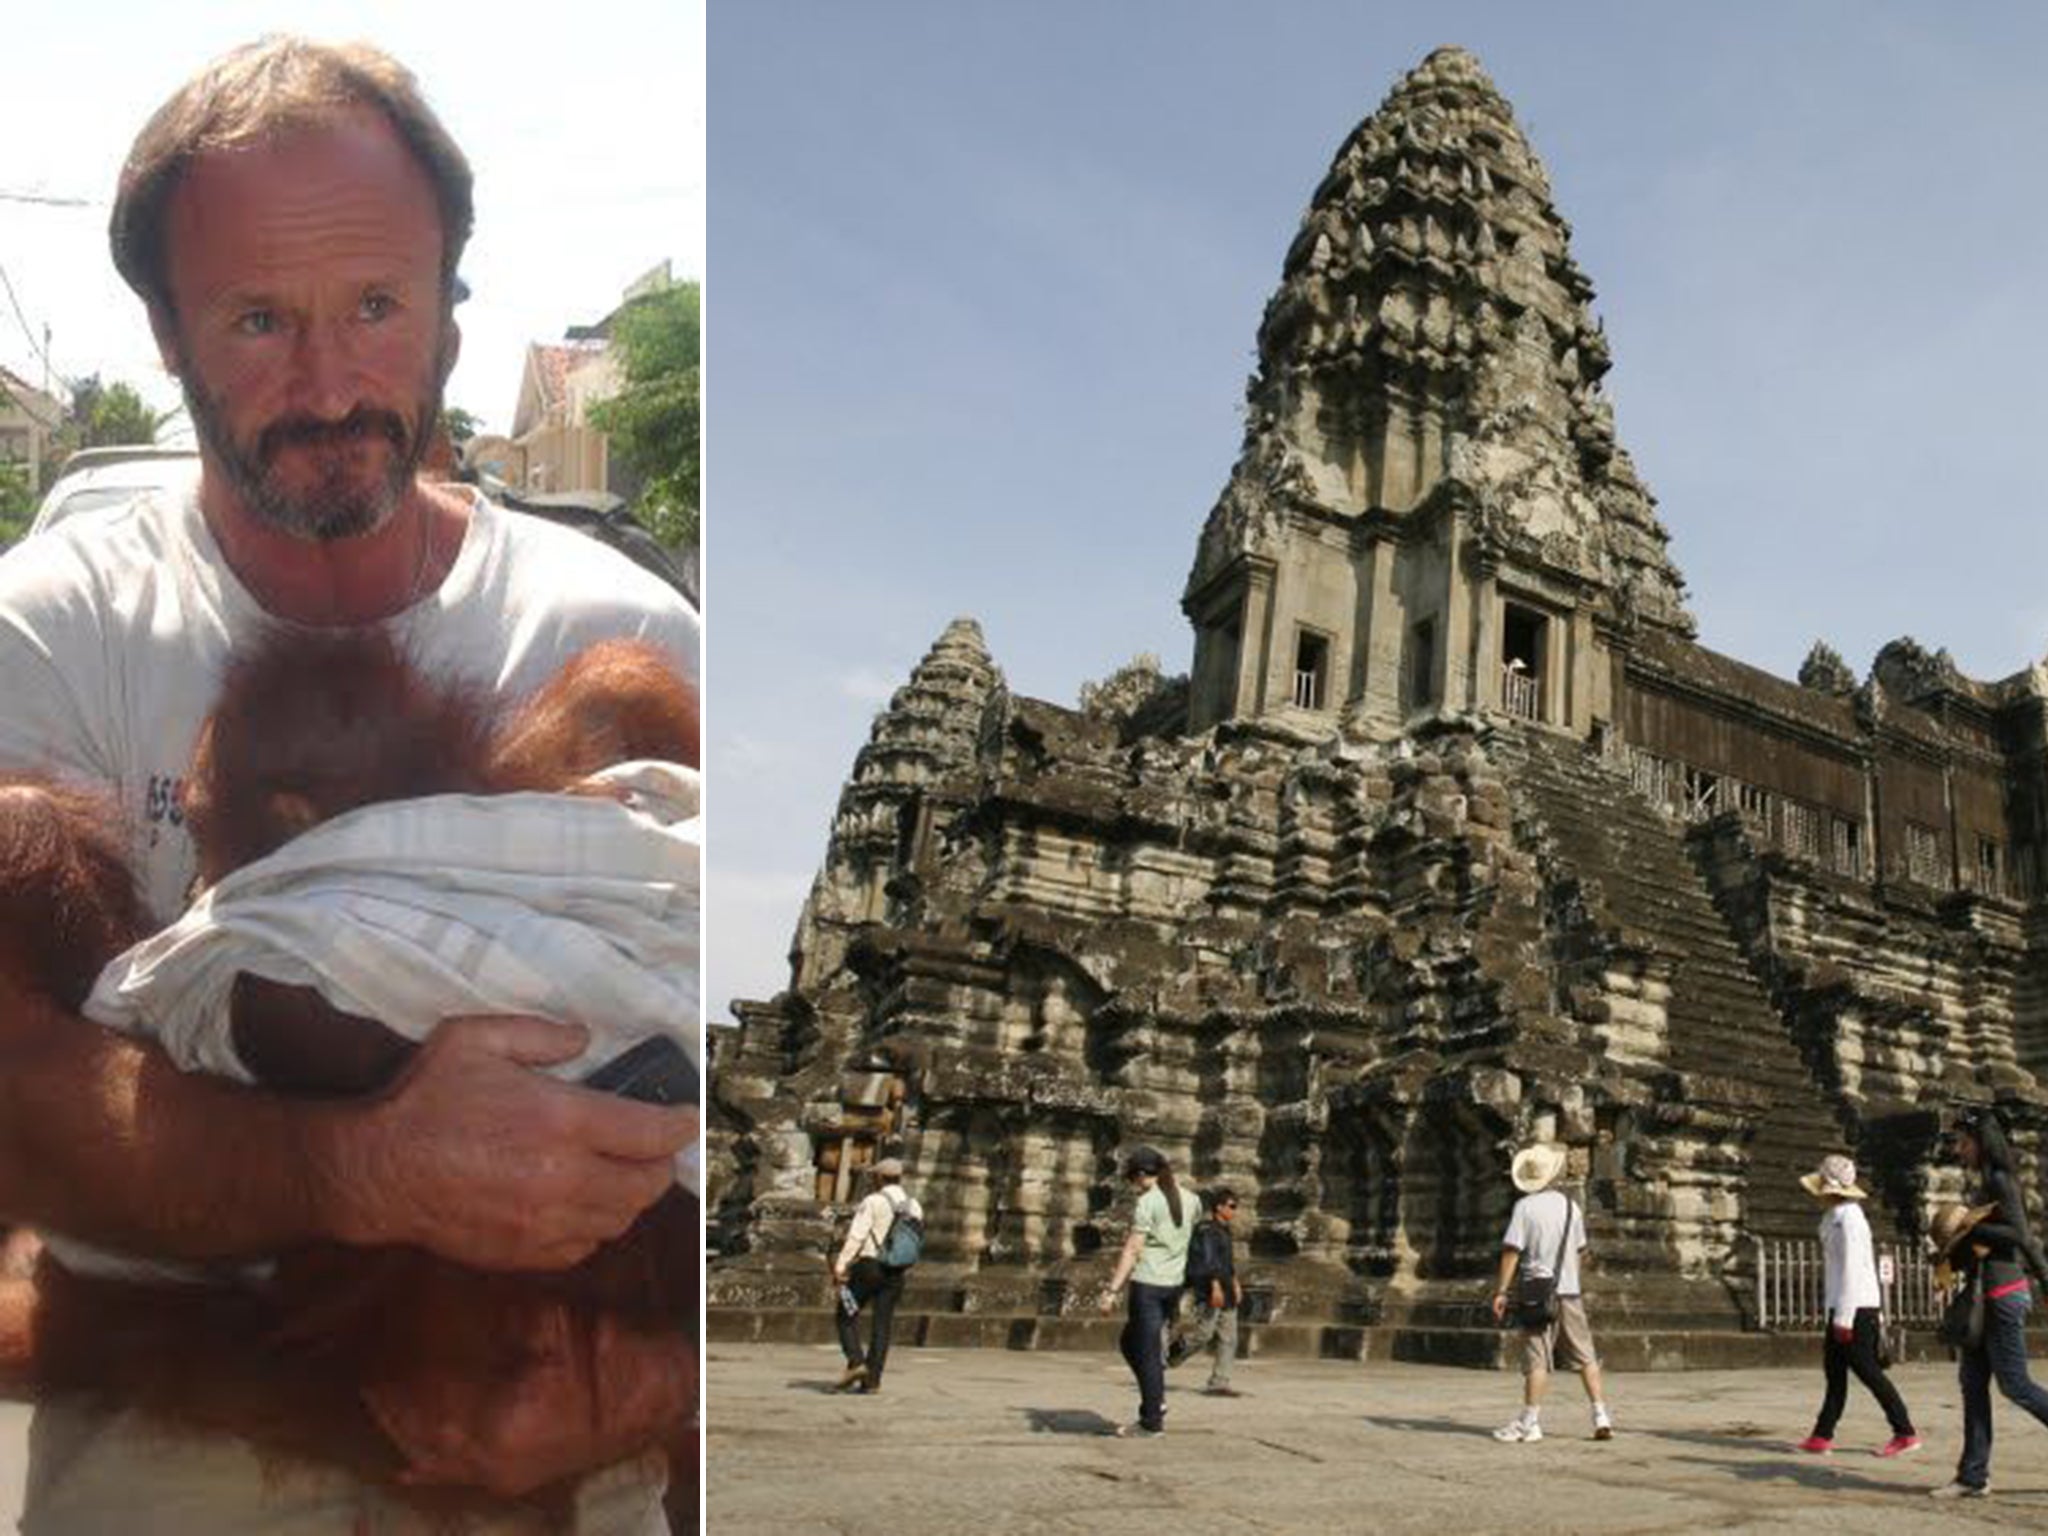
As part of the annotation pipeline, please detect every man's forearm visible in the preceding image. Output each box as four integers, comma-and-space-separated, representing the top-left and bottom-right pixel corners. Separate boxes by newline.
833, 1206, 871, 1276
3, 996, 691, 1274
1494, 1248, 1520, 1294
0, 995, 334, 1260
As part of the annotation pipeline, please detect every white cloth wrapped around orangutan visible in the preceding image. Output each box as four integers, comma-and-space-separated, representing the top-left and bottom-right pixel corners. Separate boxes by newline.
45, 763, 699, 1285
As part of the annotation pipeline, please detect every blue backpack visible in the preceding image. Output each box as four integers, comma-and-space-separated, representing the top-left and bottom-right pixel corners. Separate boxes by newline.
879, 1187, 925, 1269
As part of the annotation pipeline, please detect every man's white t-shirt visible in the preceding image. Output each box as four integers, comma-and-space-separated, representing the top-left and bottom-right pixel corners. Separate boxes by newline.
1502, 1187, 1587, 1296
0, 482, 699, 922
836, 1186, 925, 1270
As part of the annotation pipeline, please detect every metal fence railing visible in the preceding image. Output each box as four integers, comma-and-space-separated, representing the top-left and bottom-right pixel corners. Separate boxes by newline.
1502, 664, 1539, 721
1751, 1235, 1942, 1334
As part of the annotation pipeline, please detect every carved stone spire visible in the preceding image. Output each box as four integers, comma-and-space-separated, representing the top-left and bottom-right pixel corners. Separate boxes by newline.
788, 618, 1006, 984
1188, 44, 1692, 639
852, 616, 1003, 788
1798, 640, 1857, 697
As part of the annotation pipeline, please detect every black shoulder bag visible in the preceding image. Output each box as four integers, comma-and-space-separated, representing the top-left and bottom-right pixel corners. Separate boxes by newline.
1511, 1192, 1575, 1331
1938, 1268, 1985, 1351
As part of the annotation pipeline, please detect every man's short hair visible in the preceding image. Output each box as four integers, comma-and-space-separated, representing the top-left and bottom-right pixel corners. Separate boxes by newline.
110, 36, 474, 320
1207, 1186, 1237, 1211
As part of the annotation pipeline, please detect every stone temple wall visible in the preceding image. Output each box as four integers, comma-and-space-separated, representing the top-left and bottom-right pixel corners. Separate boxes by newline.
709, 615, 2047, 1362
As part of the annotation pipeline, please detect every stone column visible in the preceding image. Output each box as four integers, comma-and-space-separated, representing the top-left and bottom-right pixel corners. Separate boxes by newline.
1237, 558, 1278, 717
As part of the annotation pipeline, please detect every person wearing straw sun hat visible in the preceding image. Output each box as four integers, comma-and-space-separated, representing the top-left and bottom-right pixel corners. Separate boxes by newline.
1928, 1202, 1998, 1267
1929, 1107, 2048, 1500
1793, 1154, 1919, 1458
1490, 1142, 1614, 1444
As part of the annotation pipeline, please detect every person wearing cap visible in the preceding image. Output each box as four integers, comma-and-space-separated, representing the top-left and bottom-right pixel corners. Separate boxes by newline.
1490, 1142, 1613, 1443
1930, 1108, 2048, 1499
830, 1156, 923, 1395
1793, 1154, 1918, 1458
1167, 1185, 1245, 1397
1097, 1146, 1200, 1438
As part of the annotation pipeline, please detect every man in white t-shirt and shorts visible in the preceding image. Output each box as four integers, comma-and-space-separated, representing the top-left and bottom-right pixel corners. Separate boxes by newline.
1489, 1142, 1615, 1445
0, 36, 698, 1534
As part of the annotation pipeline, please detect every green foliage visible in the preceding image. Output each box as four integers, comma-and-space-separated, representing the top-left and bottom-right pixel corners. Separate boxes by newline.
441, 406, 482, 445
590, 282, 700, 550
38, 376, 172, 487
0, 458, 34, 545
67, 376, 169, 449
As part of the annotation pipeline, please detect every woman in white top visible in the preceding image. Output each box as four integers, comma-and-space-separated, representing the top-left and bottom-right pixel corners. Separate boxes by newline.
1795, 1154, 1918, 1457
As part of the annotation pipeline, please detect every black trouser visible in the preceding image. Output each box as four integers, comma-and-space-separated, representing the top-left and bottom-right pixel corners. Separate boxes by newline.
836, 1258, 906, 1385
1957, 1286, 2048, 1488
1813, 1306, 1913, 1439
1118, 1281, 1180, 1431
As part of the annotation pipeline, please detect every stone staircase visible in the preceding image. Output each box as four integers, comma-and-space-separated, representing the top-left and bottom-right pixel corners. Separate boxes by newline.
1489, 726, 1856, 1276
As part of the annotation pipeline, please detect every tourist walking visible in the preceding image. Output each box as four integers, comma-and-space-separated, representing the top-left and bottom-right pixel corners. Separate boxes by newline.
1491, 1142, 1615, 1444
1930, 1108, 2048, 1499
1168, 1186, 1245, 1396
1793, 1155, 1919, 1457
1099, 1146, 1200, 1437
831, 1157, 924, 1395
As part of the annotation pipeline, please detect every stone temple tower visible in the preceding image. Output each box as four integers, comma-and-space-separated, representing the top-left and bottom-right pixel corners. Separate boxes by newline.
713, 45, 2048, 1368
1186, 46, 1691, 739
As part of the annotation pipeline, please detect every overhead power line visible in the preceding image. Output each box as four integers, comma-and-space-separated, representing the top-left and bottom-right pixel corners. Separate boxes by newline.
0, 257, 70, 398
0, 191, 93, 208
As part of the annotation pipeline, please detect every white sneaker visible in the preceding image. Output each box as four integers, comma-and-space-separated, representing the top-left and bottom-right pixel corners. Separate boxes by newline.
1493, 1418, 1543, 1443
1592, 1405, 1614, 1440
1928, 1480, 1988, 1499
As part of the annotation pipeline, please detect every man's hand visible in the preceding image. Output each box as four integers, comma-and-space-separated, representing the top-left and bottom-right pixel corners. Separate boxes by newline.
1829, 1322, 1853, 1344
366, 1301, 692, 1498
1490, 1290, 1508, 1324
1208, 1280, 1224, 1309
1097, 1285, 1119, 1316
311, 1015, 695, 1271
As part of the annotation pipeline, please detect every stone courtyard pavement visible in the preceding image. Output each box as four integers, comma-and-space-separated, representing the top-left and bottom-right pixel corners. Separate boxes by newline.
708, 1345, 2048, 1534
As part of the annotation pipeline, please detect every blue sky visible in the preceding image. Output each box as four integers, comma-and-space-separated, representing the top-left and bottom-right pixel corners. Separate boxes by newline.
707, 2, 2048, 1020
3, 1, 703, 436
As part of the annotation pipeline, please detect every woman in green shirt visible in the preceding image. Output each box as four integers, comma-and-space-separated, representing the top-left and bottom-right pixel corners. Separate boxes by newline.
1098, 1146, 1199, 1436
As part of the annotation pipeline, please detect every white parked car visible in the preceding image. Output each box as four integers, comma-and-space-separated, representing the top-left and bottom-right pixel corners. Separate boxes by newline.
30, 447, 200, 537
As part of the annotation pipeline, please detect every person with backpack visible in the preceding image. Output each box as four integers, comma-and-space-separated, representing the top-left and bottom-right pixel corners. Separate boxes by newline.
1793, 1154, 1919, 1459
1490, 1142, 1614, 1444
1167, 1186, 1244, 1396
830, 1156, 924, 1395
1097, 1146, 1200, 1437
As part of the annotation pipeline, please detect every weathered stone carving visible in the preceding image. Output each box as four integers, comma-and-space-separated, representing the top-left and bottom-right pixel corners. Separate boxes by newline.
1798, 642, 1857, 698
1873, 636, 1965, 703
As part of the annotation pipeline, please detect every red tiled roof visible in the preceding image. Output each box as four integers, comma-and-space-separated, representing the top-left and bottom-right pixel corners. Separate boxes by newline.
533, 341, 604, 407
